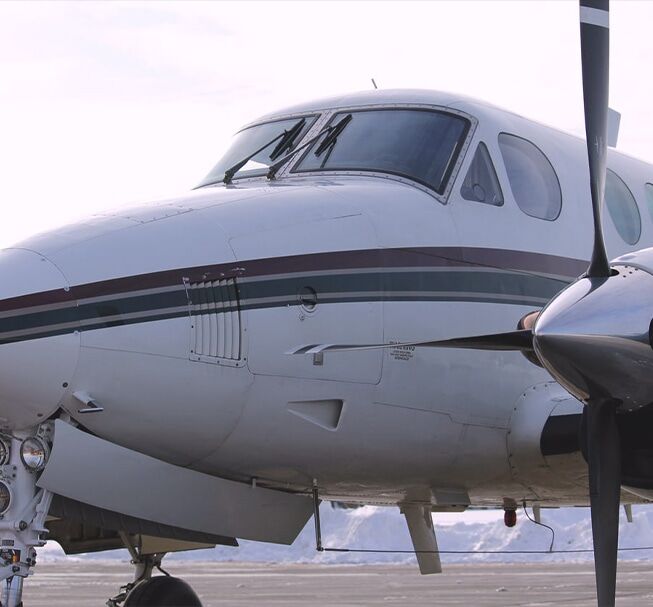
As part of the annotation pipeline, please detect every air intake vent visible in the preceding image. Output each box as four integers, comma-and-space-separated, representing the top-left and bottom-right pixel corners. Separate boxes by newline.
189, 279, 242, 362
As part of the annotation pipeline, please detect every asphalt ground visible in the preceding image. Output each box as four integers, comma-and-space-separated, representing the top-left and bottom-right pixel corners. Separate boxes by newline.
20, 561, 653, 606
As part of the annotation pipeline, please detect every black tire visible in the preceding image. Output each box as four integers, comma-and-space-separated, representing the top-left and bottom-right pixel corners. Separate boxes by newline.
123, 576, 203, 607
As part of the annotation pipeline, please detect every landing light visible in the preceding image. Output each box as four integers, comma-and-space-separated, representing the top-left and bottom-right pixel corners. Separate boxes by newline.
20, 437, 49, 472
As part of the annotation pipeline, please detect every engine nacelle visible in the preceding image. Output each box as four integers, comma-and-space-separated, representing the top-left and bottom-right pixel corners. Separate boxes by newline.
508, 382, 587, 501
508, 378, 653, 500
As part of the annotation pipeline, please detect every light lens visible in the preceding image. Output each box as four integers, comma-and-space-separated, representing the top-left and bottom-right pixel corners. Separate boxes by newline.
0, 482, 11, 514
0, 439, 9, 467
20, 437, 48, 472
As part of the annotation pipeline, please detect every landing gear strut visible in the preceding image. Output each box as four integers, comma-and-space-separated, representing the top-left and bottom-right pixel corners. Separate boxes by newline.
107, 535, 202, 607
0, 424, 54, 607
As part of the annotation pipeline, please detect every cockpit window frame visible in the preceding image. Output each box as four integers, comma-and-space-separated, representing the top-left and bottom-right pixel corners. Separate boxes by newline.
236, 109, 322, 135
284, 104, 478, 204
197, 111, 322, 186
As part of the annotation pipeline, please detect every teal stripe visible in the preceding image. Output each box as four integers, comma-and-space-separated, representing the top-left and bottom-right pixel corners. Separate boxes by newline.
0, 268, 571, 345
238, 270, 568, 302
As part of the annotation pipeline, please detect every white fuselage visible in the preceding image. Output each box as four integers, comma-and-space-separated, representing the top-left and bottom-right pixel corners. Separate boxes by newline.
1, 89, 651, 509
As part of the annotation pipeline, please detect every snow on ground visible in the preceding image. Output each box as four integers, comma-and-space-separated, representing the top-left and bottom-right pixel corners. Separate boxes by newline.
38, 504, 653, 565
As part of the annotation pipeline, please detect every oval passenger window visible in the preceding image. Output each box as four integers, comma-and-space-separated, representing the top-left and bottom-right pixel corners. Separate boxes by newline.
498, 133, 562, 221
605, 170, 641, 245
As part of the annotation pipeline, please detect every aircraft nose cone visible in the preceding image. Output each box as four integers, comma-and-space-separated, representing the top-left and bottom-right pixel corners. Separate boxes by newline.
533, 268, 653, 410
0, 249, 79, 430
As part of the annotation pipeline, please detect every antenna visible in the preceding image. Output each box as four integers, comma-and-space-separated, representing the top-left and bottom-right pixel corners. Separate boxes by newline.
371, 78, 378, 90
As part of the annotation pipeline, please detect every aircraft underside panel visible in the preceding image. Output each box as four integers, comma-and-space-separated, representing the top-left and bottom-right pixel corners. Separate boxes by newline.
38, 420, 314, 545
47, 494, 235, 555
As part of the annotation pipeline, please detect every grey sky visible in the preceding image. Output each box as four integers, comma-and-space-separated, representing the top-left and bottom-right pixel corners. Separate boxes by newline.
1, 1, 652, 247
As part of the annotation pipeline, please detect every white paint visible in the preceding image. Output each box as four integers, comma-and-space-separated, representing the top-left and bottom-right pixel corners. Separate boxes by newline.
580, 6, 609, 29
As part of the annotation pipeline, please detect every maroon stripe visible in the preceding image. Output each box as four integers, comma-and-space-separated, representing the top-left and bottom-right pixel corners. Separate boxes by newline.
460, 248, 587, 277
0, 288, 74, 314
0, 247, 586, 313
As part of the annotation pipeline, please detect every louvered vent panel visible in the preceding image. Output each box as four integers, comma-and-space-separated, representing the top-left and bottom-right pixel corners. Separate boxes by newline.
189, 279, 241, 361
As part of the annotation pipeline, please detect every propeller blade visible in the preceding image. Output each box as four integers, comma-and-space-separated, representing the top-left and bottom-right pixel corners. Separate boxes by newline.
585, 400, 621, 606
289, 329, 534, 355
578, 5, 622, 600
580, 0, 611, 278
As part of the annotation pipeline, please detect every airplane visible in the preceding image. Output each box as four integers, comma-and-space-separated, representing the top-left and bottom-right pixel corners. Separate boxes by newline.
0, 0, 647, 605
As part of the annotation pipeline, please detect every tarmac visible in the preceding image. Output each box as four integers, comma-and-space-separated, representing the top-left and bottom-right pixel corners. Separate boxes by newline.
20, 561, 653, 606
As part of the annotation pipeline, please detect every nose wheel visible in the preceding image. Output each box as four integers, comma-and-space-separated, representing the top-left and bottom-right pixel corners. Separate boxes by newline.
107, 538, 202, 607
123, 577, 202, 607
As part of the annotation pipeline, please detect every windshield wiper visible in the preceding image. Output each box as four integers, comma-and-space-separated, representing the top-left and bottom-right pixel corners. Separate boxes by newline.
266, 114, 353, 180
269, 118, 306, 161
314, 113, 352, 157
222, 119, 306, 184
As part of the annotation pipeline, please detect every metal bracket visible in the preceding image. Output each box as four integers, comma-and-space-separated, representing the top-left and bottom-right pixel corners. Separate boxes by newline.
73, 392, 104, 414
107, 534, 167, 607
312, 480, 323, 552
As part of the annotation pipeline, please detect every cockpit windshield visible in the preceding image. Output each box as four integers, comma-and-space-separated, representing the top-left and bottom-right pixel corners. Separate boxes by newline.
198, 115, 317, 186
293, 109, 470, 194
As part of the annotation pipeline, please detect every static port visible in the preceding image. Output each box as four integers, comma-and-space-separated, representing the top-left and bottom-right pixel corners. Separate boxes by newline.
298, 286, 318, 312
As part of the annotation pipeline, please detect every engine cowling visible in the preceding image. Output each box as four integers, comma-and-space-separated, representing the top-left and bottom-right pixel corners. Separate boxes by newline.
508, 382, 587, 500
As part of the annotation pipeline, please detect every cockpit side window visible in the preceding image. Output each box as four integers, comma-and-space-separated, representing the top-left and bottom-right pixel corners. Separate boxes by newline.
498, 133, 562, 221
197, 115, 318, 186
644, 183, 653, 222
292, 109, 470, 195
605, 170, 641, 245
460, 142, 503, 205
